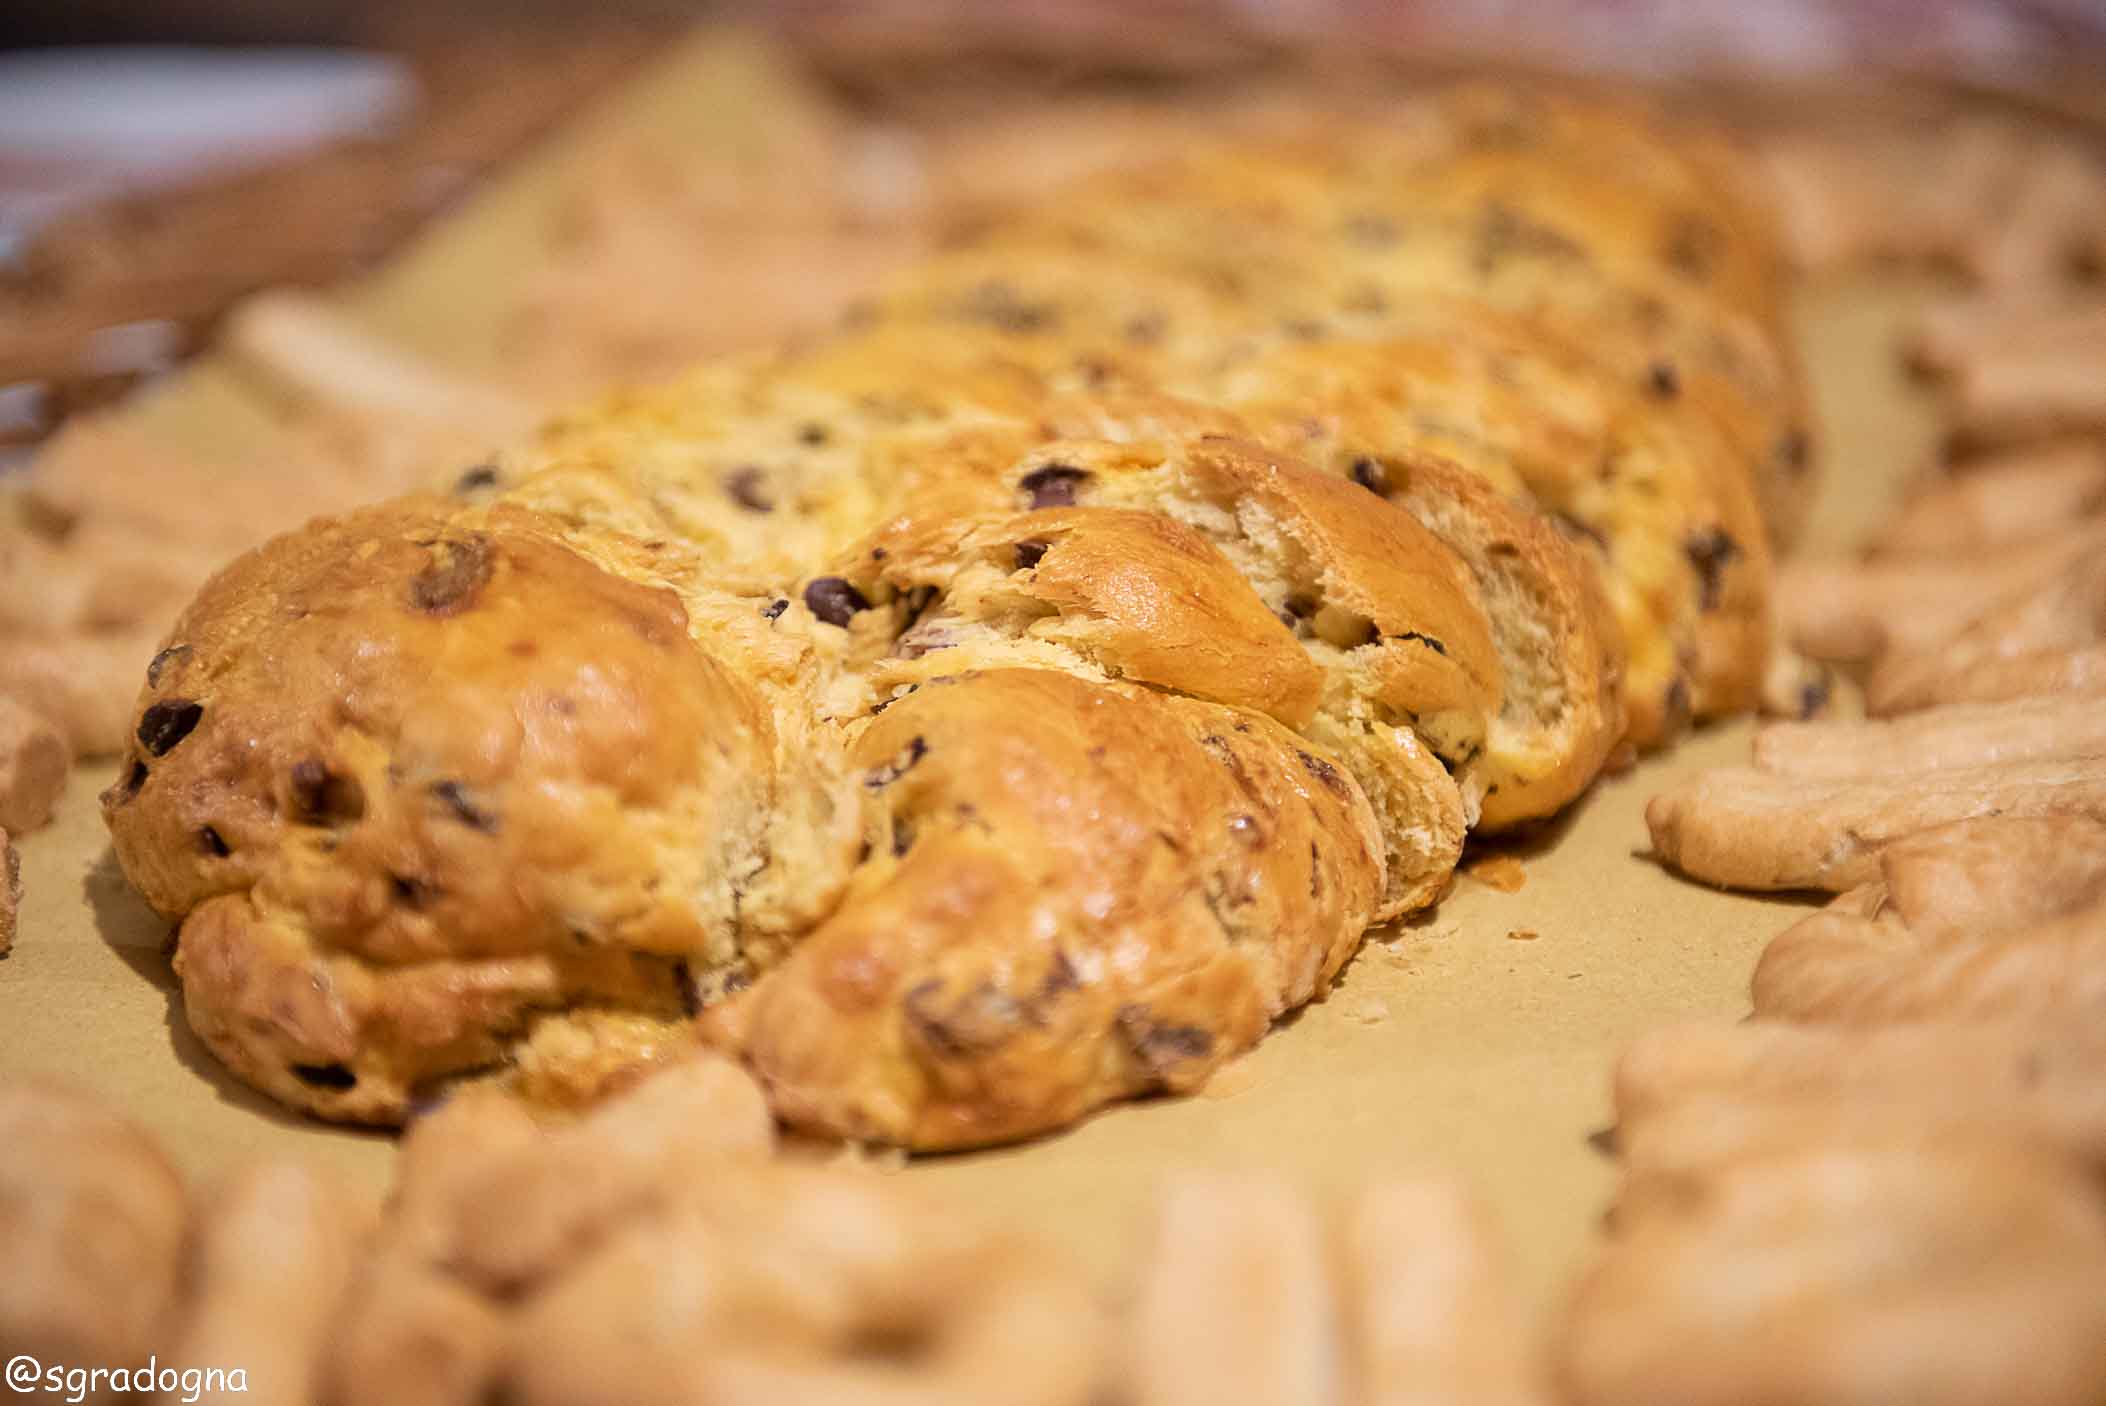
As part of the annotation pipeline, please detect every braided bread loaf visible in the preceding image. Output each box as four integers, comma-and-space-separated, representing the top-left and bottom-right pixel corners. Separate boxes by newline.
102, 85, 1800, 1147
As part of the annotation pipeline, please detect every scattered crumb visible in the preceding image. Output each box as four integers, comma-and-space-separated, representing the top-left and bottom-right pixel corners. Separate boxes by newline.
1336, 992, 1391, 1026
1372, 922, 1448, 967
1200, 1056, 1264, 1101
1389, 911, 1457, 943
1464, 853, 1528, 892
1506, 928, 1540, 942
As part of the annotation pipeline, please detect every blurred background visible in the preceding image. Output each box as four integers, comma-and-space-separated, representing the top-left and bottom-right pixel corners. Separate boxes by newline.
2, 0, 2103, 455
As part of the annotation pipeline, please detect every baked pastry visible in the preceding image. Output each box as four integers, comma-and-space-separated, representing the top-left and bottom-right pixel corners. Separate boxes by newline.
1120, 1175, 1548, 1406
875, 112, 1793, 743
104, 86, 1794, 1144
161, 1161, 368, 1406
1559, 1132, 2106, 1406
0, 695, 69, 834
101, 496, 862, 1123
1614, 1017, 2106, 1174
0, 1082, 190, 1375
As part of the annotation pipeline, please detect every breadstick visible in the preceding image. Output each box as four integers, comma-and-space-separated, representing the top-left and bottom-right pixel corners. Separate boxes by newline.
0, 696, 68, 834
220, 291, 536, 436
1907, 297, 2106, 380
1868, 441, 2106, 557
508, 1166, 1099, 1406
1880, 641, 2106, 711
157, 1162, 369, 1405
1775, 524, 2105, 664
1559, 1135, 2106, 1406
320, 1261, 508, 1406
1752, 893, 2106, 1022
0, 519, 225, 640
439, 1054, 774, 1292
1120, 1175, 1340, 1406
1751, 697, 2106, 781
1613, 1094, 2092, 1190
320, 1088, 538, 1406
1867, 551, 2106, 715
1910, 117, 2039, 271
1872, 815, 2106, 939
1338, 1181, 1547, 1406
1753, 132, 1889, 270
5, 623, 168, 758
1647, 756, 2106, 891
389, 1086, 545, 1259
474, 1219, 702, 1406
1613, 1019, 2106, 1170
1950, 342, 2106, 447
0, 1083, 189, 1375
1968, 146, 2106, 290
23, 419, 309, 556
0, 526, 97, 638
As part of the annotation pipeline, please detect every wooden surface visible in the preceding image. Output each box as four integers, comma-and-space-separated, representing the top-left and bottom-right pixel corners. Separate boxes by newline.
0, 23, 662, 437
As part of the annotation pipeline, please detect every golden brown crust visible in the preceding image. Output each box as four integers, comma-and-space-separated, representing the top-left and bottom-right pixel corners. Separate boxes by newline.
843, 504, 1326, 727
701, 670, 1383, 1148
827, 429, 1485, 920
1356, 449, 1625, 828
886, 180, 1778, 747
102, 497, 856, 1121
1174, 436, 1505, 757
1192, 321, 1746, 743
1074, 433, 1491, 910
849, 427, 1505, 759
